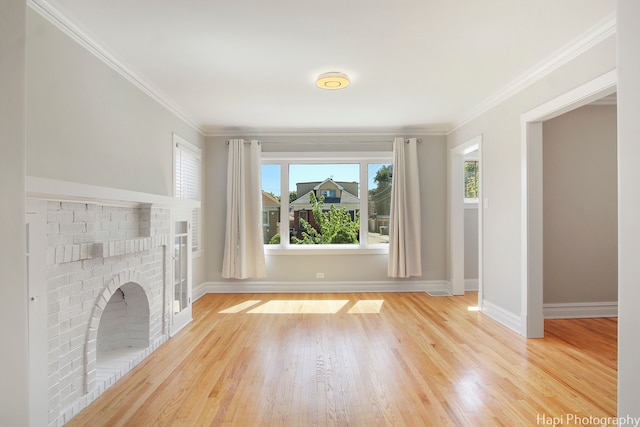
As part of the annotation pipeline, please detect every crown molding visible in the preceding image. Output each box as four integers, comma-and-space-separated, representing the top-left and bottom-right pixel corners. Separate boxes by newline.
449, 13, 616, 134
27, 0, 616, 139
27, 0, 205, 135
203, 126, 447, 138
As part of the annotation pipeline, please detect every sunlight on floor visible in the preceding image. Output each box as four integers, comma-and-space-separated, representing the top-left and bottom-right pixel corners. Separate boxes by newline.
467, 306, 480, 312
219, 300, 262, 313
247, 300, 350, 314
218, 299, 386, 314
347, 300, 384, 314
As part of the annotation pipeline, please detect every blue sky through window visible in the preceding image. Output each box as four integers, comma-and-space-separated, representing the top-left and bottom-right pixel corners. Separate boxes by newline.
261, 163, 388, 198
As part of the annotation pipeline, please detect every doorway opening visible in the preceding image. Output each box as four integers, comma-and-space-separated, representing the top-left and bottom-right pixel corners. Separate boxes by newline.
449, 135, 482, 307
520, 70, 616, 338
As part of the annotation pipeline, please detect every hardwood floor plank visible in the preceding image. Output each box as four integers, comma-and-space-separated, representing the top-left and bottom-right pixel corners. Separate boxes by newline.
65, 292, 617, 426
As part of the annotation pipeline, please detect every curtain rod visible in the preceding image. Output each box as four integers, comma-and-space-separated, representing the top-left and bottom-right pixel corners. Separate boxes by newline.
225, 138, 421, 145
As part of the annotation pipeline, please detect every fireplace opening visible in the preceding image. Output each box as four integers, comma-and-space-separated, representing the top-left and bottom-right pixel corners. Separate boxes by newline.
96, 282, 150, 384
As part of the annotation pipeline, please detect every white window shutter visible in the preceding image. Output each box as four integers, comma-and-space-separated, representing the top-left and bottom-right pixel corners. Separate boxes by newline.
175, 138, 201, 252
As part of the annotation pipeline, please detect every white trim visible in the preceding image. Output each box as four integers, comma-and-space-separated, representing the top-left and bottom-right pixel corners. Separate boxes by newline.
465, 279, 479, 291
482, 299, 522, 334
262, 151, 392, 161
26, 200, 48, 427
263, 152, 393, 252
449, 135, 483, 298
194, 280, 450, 300
450, 14, 616, 133
206, 127, 446, 138
26, 176, 200, 208
26, 0, 615, 138
27, 0, 203, 135
265, 246, 388, 256
520, 69, 617, 338
543, 302, 618, 319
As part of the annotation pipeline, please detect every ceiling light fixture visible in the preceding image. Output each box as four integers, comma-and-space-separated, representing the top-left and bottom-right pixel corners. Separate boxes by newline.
316, 72, 350, 90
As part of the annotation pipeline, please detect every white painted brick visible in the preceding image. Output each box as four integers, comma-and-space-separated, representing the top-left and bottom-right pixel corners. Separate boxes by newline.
61, 202, 87, 211
109, 212, 126, 222
100, 221, 119, 232
47, 210, 73, 224
47, 222, 60, 235
111, 230, 127, 240
47, 247, 56, 265
60, 222, 86, 235
96, 212, 111, 222
81, 277, 102, 292
48, 201, 62, 210
73, 232, 96, 244
48, 234, 74, 247
74, 210, 96, 222
95, 230, 112, 242
48, 274, 69, 290
62, 245, 73, 263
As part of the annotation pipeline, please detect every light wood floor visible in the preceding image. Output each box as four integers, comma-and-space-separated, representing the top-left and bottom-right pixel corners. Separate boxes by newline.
66, 292, 617, 426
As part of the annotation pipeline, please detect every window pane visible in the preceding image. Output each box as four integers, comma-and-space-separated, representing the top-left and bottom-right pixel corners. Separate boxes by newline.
464, 161, 479, 199
289, 164, 360, 244
368, 163, 392, 244
261, 164, 281, 244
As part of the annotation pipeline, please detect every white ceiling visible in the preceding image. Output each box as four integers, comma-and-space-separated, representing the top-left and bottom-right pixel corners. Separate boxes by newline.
36, 0, 615, 134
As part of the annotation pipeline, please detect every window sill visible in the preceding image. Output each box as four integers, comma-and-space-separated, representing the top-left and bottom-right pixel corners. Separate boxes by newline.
265, 245, 389, 256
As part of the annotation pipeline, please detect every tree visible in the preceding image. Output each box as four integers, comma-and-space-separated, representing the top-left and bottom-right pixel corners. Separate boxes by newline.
464, 161, 479, 199
289, 190, 297, 203
292, 192, 359, 244
369, 165, 392, 216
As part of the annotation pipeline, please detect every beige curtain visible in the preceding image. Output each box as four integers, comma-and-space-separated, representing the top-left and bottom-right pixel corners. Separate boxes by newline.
388, 137, 422, 278
222, 139, 266, 279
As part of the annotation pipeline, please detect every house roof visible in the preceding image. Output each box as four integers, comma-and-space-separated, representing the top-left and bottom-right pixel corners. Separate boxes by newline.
290, 190, 360, 211
262, 191, 280, 208
32, 0, 615, 134
313, 178, 344, 192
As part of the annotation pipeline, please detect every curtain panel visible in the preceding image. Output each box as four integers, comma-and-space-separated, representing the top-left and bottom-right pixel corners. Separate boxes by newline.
221, 139, 266, 279
388, 137, 422, 278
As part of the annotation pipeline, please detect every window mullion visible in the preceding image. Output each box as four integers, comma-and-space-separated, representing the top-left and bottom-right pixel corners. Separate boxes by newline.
359, 160, 369, 248
280, 160, 290, 247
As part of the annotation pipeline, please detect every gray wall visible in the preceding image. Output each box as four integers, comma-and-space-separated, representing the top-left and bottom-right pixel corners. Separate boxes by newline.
203, 135, 447, 286
25, 10, 203, 196
25, 9, 206, 286
464, 206, 479, 281
0, 0, 28, 424
542, 105, 617, 304
447, 33, 616, 315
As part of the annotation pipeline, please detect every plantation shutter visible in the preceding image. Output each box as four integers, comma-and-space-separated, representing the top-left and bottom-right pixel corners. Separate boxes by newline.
175, 139, 201, 252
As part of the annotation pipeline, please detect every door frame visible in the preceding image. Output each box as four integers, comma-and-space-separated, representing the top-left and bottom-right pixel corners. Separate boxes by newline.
26, 199, 48, 426
449, 134, 483, 300
520, 70, 617, 338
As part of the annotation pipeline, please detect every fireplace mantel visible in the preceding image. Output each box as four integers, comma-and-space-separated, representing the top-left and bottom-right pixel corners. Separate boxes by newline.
26, 176, 200, 209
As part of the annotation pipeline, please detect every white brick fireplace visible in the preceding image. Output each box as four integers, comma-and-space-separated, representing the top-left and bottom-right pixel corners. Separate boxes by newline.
25, 177, 198, 426
43, 200, 171, 425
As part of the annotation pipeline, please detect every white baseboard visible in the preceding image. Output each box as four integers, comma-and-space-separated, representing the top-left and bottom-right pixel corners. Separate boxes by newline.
465, 278, 478, 291
543, 301, 618, 319
194, 280, 451, 300
481, 299, 523, 335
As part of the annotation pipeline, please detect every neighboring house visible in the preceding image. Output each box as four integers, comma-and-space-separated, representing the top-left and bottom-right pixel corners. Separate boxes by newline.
262, 191, 281, 243
290, 178, 359, 238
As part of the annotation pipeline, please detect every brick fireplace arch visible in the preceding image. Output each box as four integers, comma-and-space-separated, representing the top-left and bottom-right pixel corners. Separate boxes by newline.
84, 268, 152, 394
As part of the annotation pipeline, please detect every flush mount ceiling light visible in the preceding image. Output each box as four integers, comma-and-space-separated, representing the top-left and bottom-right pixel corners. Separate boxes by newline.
316, 72, 350, 90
